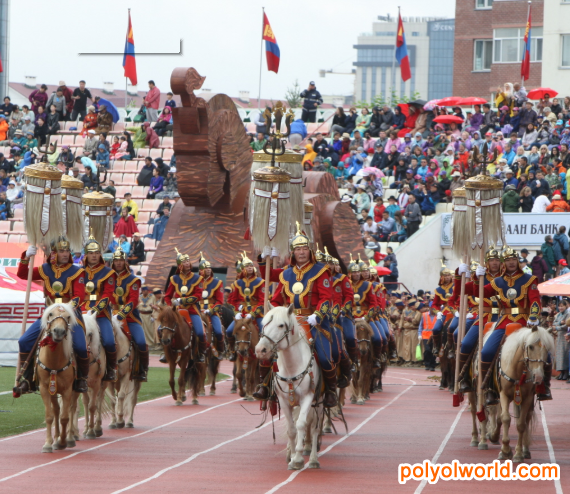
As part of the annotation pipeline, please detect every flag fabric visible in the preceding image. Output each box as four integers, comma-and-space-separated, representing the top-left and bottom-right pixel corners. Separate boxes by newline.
396, 13, 411, 82
262, 13, 280, 73
521, 6, 532, 81
123, 11, 137, 85
0, 52, 3, 73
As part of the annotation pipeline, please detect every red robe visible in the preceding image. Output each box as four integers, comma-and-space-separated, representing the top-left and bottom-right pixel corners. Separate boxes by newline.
114, 215, 138, 238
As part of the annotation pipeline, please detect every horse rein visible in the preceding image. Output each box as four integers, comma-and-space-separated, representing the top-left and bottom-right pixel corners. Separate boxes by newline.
37, 316, 73, 375
260, 315, 307, 354
158, 324, 191, 352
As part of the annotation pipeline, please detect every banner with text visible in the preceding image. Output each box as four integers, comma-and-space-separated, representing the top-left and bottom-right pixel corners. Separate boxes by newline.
440, 213, 570, 247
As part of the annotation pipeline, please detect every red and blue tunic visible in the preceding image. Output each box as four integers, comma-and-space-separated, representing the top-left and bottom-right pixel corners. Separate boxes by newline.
164, 272, 203, 315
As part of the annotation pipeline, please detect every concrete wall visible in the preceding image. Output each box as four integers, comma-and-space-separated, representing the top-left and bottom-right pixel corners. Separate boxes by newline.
542, 1, 570, 98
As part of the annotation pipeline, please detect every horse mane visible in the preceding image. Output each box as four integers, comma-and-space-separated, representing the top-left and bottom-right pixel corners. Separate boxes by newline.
41, 303, 76, 358
84, 312, 102, 356
501, 326, 555, 368
262, 306, 307, 343
355, 319, 374, 338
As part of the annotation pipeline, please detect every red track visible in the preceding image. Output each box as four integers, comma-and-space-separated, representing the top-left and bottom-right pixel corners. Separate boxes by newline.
0, 364, 568, 493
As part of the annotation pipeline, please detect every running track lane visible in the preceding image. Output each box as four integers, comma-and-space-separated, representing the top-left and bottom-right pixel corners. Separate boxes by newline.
0, 368, 567, 493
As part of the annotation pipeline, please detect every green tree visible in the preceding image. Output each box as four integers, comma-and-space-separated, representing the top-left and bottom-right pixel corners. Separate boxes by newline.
284, 80, 302, 109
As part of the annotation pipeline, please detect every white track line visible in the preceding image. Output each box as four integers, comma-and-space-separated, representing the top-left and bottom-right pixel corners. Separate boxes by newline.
0, 378, 231, 443
413, 400, 468, 494
111, 418, 277, 493
0, 397, 241, 483
540, 404, 563, 494
264, 376, 417, 494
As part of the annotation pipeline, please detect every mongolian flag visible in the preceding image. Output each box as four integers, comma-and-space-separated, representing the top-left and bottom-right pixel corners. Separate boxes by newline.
521, 6, 532, 81
0, 53, 3, 73
123, 11, 137, 85
262, 13, 280, 74
396, 12, 411, 82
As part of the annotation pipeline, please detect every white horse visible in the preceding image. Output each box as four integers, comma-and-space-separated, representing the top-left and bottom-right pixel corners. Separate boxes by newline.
255, 305, 323, 470
106, 315, 140, 429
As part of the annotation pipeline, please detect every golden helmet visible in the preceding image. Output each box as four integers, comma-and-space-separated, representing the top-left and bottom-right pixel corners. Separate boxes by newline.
440, 260, 453, 277
485, 245, 501, 262
113, 246, 127, 260
357, 253, 369, 272
314, 243, 325, 263
290, 221, 310, 251
348, 254, 361, 273
324, 247, 333, 264
501, 245, 518, 261
235, 258, 243, 273
175, 247, 190, 266
50, 235, 70, 252
198, 251, 211, 271
84, 229, 101, 253
332, 257, 340, 265
241, 251, 254, 268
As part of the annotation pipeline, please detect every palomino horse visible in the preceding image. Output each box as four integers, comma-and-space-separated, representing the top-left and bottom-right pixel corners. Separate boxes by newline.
69, 311, 108, 441
234, 317, 259, 401
36, 304, 77, 453
107, 315, 140, 428
255, 305, 323, 470
488, 326, 554, 462
351, 319, 374, 405
157, 306, 193, 406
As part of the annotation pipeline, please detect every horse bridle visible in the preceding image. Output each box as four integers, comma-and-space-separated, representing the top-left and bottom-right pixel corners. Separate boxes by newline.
37, 315, 73, 374
499, 341, 546, 384
158, 323, 191, 352
260, 314, 297, 353
45, 315, 71, 339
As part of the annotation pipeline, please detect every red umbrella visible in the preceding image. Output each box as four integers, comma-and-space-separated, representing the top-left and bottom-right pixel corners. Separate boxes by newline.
374, 266, 392, 276
397, 103, 410, 116
433, 115, 464, 124
527, 87, 558, 100
436, 96, 463, 107
457, 97, 487, 106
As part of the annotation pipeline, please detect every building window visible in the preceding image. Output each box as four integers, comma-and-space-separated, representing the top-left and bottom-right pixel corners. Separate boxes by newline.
476, 0, 493, 9
361, 68, 367, 101
474, 40, 492, 71
412, 32, 420, 37
562, 35, 570, 67
371, 68, 377, 100
357, 47, 395, 63
493, 27, 542, 63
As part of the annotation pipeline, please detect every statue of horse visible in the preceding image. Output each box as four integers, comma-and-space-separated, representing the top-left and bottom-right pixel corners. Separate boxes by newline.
255, 305, 323, 470
234, 317, 259, 400
36, 303, 77, 453
157, 306, 193, 406
351, 319, 374, 405
107, 315, 140, 428
488, 326, 554, 462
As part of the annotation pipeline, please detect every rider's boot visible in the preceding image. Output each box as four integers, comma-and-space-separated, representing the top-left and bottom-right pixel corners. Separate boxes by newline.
73, 355, 90, 393
197, 339, 207, 363
102, 350, 117, 382
322, 368, 338, 408
372, 344, 382, 369
432, 332, 442, 356
458, 353, 473, 393
481, 361, 498, 406
12, 352, 35, 397
136, 350, 149, 382
537, 362, 553, 401
252, 360, 272, 400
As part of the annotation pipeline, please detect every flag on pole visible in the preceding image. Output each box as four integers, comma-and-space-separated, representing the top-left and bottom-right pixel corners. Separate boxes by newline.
0, 52, 3, 73
521, 6, 532, 81
123, 11, 137, 85
396, 13, 411, 82
262, 13, 280, 73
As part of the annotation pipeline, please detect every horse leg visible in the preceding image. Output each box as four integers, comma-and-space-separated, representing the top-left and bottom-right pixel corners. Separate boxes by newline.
67, 392, 79, 447
86, 382, 99, 439
498, 393, 513, 460
107, 384, 118, 429
290, 397, 312, 469
487, 402, 502, 445
522, 404, 533, 460
126, 381, 140, 428
94, 383, 106, 437
236, 362, 246, 398
169, 359, 177, 402
513, 396, 532, 462
209, 360, 218, 396
175, 361, 185, 406
40, 384, 55, 453
308, 408, 321, 469
52, 395, 61, 443
116, 374, 128, 428
468, 392, 479, 447
231, 363, 237, 394
54, 385, 72, 450
279, 401, 296, 466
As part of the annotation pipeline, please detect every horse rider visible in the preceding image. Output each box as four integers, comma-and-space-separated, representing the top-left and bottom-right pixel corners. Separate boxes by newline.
255, 226, 339, 407
453, 247, 503, 394
198, 252, 224, 359
369, 268, 398, 361
430, 265, 455, 358
81, 233, 118, 382
111, 247, 149, 381
458, 246, 549, 405
349, 256, 383, 368
331, 255, 359, 365
14, 236, 90, 396
226, 252, 265, 361
164, 248, 207, 362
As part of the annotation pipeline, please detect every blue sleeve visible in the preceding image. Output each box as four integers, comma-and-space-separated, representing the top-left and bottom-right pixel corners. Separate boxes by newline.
418, 318, 424, 337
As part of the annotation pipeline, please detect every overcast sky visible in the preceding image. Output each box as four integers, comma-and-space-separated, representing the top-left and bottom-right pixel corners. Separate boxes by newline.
10, 0, 455, 100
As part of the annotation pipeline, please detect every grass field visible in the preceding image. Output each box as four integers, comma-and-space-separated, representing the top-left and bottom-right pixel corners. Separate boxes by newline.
0, 367, 229, 438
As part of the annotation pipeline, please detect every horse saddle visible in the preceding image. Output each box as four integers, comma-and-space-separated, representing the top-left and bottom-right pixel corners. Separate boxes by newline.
177, 309, 193, 329
483, 322, 522, 337
121, 319, 132, 342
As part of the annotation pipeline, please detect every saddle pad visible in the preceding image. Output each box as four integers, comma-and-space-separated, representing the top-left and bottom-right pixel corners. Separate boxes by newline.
121, 319, 132, 342
505, 323, 523, 337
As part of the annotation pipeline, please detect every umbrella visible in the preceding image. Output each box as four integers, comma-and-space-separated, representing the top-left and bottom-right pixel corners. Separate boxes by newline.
458, 97, 487, 106
361, 167, 385, 178
437, 96, 463, 107
397, 103, 410, 117
374, 266, 392, 276
433, 115, 464, 124
423, 99, 440, 111
409, 99, 427, 107
98, 98, 120, 123
538, 272, 570, 296
527, 87, 558, 100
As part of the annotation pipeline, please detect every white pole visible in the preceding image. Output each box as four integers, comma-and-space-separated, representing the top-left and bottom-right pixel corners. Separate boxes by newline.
391, 8, 399, 104
257, 7, 265, 110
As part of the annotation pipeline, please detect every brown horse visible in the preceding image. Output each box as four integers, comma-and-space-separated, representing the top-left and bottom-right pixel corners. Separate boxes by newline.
36, 304, 77, 453
438, 318, 456, 392
351, 319, 374, 405
202, 313, 222, 396
157, 307, 194, 406
233, 317, 259, 400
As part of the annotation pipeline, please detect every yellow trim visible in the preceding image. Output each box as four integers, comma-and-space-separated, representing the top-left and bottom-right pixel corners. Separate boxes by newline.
332, 273, 346, 287
235, 276, 263, 300
279, 264, 329, 308
171, 274, 203, 298
490, 275, 536, 305
38, 264, 83, 297
293, 262, 314, 282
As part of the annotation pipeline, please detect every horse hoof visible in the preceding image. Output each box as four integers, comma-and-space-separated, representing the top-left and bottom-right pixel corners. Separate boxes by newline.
350, 397, 356, 404
513, 455, 524, 463
108, 423, 117, 430
198, 391, 205, 397
498, 451, 512, 460
288, 460, 304, 470
239, 390, 246, 398
524, 450, 531, 459
67, 439, 76, 448
42, 445, 53, 453
126, 422, 134, 428
302, 449, 311, 456
308, 461, 320, 469
181, 394, 187, 402
53, 441, 67, 450
323, 426, 332, 434
486, 434, 500, 445
116, 422, 125, 429
74, 434, 79, 441
246, 396, 255, 402
95, 429, 103, 437
470, 440, 479, 447
210, 390, 216, 396
192, 399, 199, 405
357, 399, 365, 405
478, 443, 488, 450
175, 401, 183, 406
230, 386, 237, 394
439, 386, 446, 391
86, 431, 97, 439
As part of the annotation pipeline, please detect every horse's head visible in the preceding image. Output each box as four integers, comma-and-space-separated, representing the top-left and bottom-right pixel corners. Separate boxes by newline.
355, 319, 373, 355
41, 303, 76, 344
255, 305, 296, 359
234, 318, 255, 358
523, 326, 554, 385
157, 306, 178, 347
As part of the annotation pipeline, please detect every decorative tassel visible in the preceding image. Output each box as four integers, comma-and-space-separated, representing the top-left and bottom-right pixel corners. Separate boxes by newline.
61, 175, 84, 252
82, 191, 115, 252
451, 187, 468, 258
